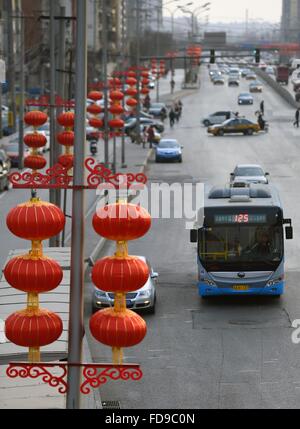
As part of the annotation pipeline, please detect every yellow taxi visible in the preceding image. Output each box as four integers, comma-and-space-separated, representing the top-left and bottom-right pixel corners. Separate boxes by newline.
208, 118, 261, 136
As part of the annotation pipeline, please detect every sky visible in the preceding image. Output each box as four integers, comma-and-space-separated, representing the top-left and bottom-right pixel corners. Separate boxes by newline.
165, 0, 282, 23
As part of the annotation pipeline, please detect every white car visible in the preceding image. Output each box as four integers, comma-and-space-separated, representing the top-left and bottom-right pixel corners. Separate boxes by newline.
230, 164, 269, 185
92, 256, 158, 314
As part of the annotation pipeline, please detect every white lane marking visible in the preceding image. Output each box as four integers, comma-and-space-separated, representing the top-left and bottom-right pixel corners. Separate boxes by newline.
0, 191, 7, 200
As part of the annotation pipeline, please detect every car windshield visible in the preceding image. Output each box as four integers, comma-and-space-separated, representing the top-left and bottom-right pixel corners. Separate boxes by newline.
235, 167, 264, 176
199, 225, 283, 272
240, 93, 251, 97
158, 141, 178, 148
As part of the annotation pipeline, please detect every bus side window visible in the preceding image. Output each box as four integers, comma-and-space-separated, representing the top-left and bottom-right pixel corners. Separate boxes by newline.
190, 229, 198, 243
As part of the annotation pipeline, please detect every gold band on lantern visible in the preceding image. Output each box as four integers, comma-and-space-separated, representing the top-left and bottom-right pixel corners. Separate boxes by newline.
115, 241, 128, 258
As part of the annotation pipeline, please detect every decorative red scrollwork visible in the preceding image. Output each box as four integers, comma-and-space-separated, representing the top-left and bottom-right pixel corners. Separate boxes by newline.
6, 362, 143, 395
9, 157, 147, 190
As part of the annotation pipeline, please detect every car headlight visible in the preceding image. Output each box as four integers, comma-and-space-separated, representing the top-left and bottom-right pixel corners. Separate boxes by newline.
139, 290, 151, 298
267, 276, 283, 286
95, 290, 107, 298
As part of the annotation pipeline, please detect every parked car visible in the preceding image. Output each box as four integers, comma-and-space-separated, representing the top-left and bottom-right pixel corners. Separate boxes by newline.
230, 164, 269, 185
238, 92, 254, 105
148, 103, 167, 119
155, 138, 183, 162
92, 256, 158, 314
202, 111, 237, 127
249, 80, 263, 92
3, 140, 30, 167
0, 163, 10, 192
0, 148, 11, 171
207, 118, 260, 136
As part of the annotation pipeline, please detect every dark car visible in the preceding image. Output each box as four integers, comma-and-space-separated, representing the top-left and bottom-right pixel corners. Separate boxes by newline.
238, 92, 254, 105
0, 149, 11, 171
3, 141, 30, 167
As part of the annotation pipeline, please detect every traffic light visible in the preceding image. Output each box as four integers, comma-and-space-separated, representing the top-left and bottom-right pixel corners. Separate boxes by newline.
210, 49, 215, 64
254, 48, 260, 64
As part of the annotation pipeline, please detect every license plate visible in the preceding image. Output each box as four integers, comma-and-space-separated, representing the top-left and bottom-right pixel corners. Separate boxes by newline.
232, 285, 249, 291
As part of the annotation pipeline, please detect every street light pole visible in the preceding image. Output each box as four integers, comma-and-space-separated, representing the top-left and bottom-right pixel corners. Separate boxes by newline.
156, 7, 160, 103
66, 0, 87, 410
102, 0, 109, 168
18, 2, 24, 171
136, 0, 141, 145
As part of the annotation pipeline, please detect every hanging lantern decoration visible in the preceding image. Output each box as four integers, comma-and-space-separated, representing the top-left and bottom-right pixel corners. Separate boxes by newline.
90, 201, 151, 364
125, 75, 138, 113
23, 111, 48, 172
159, 60, 166, 78
151, 59, 158, 81
109, 90, 124, 134
56, 111, 75, 168
4, 196, 66, 362
140, 69, 150, 98
87, 91, 103, 138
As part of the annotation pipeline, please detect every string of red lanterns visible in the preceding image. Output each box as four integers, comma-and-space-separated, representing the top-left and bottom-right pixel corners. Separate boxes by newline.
4, 196, 66, 362
90, 201, 151, 364
57, 111, 75, 168
23, 111, 48, 171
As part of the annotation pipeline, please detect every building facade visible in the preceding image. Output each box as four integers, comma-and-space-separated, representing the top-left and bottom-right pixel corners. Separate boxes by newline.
281, 0, 300, 42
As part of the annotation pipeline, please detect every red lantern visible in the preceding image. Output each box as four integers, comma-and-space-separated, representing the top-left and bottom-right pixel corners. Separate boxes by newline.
24, 155, 47, 170
140, 87, 150, 95
7, 199, 65, 241
109, 78, 122, 88
141, 71, 150, 78
142, 78, 150, 85
126, 98, 138, 108
93, 203, 151, 241
24, 111, 48, 127
108, 118, 124, 129
87, 104, 102, 115
24, 133, 47, 148
89, 308, 147, 348
57, 131, 75, 147
5, 309, 63, 347
109, 104, 124, 115
89, 117, 103, 128
110, 90, 124, 102
126, 77, 137, 86
88, 91, 103, 101
127, 71, 136, 78
92, 256, 149, 293
125, 87, 137, 97
57, 111, 75, 128
58, 153, 73, 168
4, 256, 63, 293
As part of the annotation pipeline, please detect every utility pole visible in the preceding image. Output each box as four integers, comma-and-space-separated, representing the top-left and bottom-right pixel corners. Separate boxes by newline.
49, 1, 57, 247
18, 1, 24, 170
121, 0, 126, 168
102, 0, 109, 168
6, 0, 17, 134
136, 0, 141, 144
156, 7, 160, 103
54, 5, 66, 244
66, 0, 87, 410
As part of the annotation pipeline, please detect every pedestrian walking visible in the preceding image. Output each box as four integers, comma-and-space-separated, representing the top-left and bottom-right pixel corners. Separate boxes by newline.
147, 125, 155, 148
260, 100, 264, 115
170, 79, 175, 94
169, 108, 176, 127
294, 108, 300, 128
142, 126, 148, 148
174, 103, 180, 123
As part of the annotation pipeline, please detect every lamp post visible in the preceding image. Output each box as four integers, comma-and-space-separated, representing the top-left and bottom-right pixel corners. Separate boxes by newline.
179, 2, 211, 41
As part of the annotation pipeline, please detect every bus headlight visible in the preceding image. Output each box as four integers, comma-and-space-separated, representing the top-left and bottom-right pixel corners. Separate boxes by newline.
267, 276, 283, 286
203, 278, 216, 286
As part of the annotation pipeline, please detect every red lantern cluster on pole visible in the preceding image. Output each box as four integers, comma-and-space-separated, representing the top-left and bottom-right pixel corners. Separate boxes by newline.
87, 91, 103, 134
24, 111, 48, 171
109, 89, 124, 132
57, 111, 75, 168
4, 196, 66, 362
140, 69, 150, 98
125, 73, 138, 112
151, 59, 157, 80
90, 201, 151, 364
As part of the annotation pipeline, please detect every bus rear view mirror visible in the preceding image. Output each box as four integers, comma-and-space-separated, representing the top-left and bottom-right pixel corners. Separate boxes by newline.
190, 229, 198, 243
285, 226, 293, 240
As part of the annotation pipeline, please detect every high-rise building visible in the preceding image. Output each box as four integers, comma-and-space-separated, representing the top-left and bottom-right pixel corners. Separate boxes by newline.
126, 0, 163, 40
281, 0, 300, 42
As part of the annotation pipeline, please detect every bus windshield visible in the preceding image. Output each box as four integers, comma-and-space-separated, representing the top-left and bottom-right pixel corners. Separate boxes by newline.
199, 224, 283, 272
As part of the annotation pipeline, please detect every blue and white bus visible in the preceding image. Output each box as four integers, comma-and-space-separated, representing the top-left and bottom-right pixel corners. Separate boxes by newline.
190, 183, 293, 297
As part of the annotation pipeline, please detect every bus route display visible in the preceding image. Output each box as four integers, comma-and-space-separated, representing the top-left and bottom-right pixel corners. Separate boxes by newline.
214, 214, 267, 224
